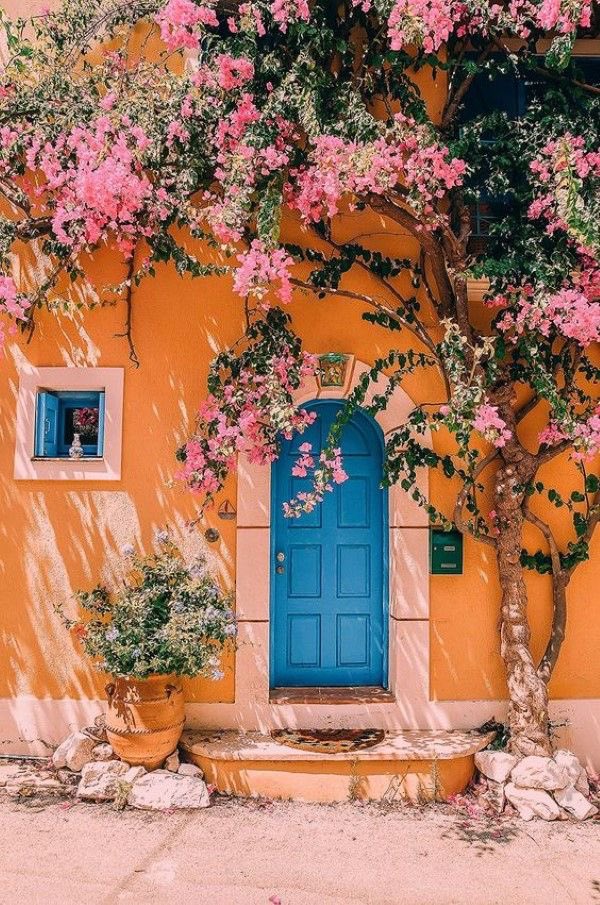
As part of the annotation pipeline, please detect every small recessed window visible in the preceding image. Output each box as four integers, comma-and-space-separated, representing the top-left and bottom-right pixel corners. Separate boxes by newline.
34, 390, 105, 459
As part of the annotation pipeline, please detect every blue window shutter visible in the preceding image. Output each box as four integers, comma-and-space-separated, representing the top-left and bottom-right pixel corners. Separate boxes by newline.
35, 392, 59, 457
97, 391, 106, 457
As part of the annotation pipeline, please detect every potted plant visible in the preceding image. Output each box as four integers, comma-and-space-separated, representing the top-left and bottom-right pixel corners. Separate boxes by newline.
59, 531, 235, 769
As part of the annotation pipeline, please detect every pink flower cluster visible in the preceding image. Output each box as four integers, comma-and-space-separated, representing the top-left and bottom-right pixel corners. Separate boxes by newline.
29, 117, 168, 257
201, 93, 294, 244
571, 408, 600, 461
216, 55, 255, 91
156, 0, 591, 51
376, 0, 593, 55
472, 404, 512, 448
529, 134, 600, 251
0, 275, 30, 351
156, 0, 218, 51
387, 0, 456, 53
228, 2, 266, 35
536, 0, 592, 33
283, 443, 348, 518
178, 350, 318, 499
491, 284, 600, 348
288, 119, 465, 223
233, 240, 294, 308
270, 0, 311, 32
539, 409, 600, 461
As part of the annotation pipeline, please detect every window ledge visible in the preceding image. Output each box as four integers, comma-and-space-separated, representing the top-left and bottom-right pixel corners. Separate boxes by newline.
31, 457, 104, 462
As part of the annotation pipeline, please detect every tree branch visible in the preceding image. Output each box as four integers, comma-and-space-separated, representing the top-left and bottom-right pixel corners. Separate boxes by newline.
454, 449, 499, 548
523, 498, 569, 684
114, 250, 140, 367
442, 47, 493, 130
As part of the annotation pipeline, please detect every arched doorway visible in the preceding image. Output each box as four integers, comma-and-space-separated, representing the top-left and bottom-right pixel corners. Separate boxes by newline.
270, 400, 388, 687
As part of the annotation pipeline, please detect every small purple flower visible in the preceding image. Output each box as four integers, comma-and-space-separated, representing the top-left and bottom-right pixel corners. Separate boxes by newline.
106, 626, 119, 642
225, 623, 237, 636
121, 543, 135, 557
155, 528, 170, 544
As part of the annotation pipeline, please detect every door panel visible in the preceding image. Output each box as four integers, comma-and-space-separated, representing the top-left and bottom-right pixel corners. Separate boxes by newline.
271, 400, 387, 687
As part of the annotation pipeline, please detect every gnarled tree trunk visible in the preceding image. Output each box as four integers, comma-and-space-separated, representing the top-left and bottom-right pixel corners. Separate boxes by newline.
493, 392, 552, 757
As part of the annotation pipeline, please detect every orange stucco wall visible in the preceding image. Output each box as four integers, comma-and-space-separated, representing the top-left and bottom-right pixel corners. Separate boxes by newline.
2, 219, 599, 709
0, 4, 599, 735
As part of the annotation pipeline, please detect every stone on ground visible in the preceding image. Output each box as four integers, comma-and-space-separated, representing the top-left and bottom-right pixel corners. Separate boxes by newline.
480, 778, 505, 815
0, 763, 21, 787
76, 760, 131, 801
164, 751, 180, 772
127, 770, 210, 810
91, 743, 114, 762
178, 763, 203, 778
554, 784, 598, 821
474, 750, 517, 784
52, 732, 97, 772
504, 783, 561, 821
553, 750, 590, 796
511, 756, 569, 791
6, 769, 63, 795
122, 766, 147, 784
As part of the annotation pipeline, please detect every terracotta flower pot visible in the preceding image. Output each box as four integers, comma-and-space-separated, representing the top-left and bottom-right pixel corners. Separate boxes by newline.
104, 674, 185, 770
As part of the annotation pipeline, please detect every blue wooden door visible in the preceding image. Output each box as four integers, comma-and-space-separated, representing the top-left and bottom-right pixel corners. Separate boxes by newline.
271, 400, 387, 687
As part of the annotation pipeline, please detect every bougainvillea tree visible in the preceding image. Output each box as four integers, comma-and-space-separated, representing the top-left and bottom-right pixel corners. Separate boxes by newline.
0, 0, 598, 756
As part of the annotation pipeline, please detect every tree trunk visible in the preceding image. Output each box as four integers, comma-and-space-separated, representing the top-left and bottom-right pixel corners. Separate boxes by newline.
493, 396, 552, 757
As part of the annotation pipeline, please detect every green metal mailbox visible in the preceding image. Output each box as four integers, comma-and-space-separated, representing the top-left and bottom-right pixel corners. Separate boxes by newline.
430, 528, 463, 575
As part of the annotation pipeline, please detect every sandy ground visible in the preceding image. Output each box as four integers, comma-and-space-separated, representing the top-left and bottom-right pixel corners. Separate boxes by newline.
1, 795, 599, 905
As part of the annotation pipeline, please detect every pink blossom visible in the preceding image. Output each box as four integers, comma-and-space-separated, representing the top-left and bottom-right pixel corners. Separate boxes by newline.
270, 0, 311, 32
288, 122, 465, 225
156, 0, 218, 51
179, 351, 318, 499
30, 119, 166, 256
538, 422, 568, 448
494, 283, 600, 348
233, 240, 294, 308
284, 445, 348, 518
216, 55, 255, 91
0, 276, 29, 352
472, 404, 512, 448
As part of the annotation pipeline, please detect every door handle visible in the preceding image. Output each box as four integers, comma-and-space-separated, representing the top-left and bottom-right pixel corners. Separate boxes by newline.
276, 552, 285, 562
276, 551, 285, 574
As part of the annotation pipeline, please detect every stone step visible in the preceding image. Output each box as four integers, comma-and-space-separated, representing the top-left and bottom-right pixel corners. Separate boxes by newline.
180, 729, 495, 804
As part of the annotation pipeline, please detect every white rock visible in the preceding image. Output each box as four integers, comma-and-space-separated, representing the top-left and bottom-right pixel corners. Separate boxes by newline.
553, 750, 590, 796
178, 763, 203, 778
76, 760, 131, 801
52, 732, 97, 772
511, 756, 569, 791
127, 770, 210, 810
554, 784, 598, 821
0, 764, 20, 787
122, 766, 147, 785
164, 751, 180, 772
505, 783, 561, 821
6, 772, 63, 795
475, 750, 517, 784
481, 779, 505, 815
92, 743, 114, 762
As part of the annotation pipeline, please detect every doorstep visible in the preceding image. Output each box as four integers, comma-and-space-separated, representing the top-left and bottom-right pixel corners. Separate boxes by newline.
269, 686, 395, 705
180, 729, 495, 804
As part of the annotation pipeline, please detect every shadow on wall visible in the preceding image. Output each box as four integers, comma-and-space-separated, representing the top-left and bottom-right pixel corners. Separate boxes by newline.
0, 269, 245, 752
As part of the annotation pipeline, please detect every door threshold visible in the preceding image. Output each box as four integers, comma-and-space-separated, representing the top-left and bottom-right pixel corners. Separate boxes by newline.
270, 686, 395, 705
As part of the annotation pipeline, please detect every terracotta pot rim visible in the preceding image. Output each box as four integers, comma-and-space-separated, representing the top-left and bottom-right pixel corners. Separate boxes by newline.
110, 673, 179, 682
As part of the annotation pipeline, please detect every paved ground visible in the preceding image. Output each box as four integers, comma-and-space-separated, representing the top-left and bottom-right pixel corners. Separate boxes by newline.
1, 795, 599, 905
